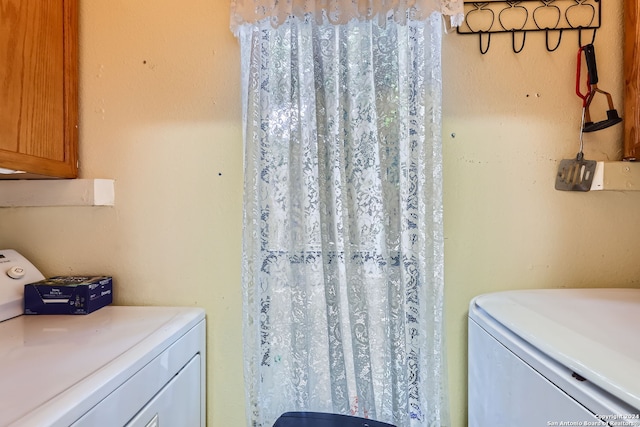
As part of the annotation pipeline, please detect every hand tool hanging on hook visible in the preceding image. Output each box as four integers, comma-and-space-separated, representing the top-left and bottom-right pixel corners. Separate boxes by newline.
580, 43, 622, 132
554, 45, 598, 191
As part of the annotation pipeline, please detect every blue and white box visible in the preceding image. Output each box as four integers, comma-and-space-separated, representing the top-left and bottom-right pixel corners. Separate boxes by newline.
24, 276, 113, 315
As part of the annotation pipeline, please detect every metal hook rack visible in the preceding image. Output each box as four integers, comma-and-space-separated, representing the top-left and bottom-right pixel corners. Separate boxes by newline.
456, 0, 601, 54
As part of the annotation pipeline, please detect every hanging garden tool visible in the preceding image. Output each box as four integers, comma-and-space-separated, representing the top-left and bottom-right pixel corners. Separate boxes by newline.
554, 45, 598, 191
581, 43, 622, 132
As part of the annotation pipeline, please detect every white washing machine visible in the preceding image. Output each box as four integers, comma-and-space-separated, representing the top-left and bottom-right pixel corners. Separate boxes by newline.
469, 288, 640, 427
0, 250, 206, 427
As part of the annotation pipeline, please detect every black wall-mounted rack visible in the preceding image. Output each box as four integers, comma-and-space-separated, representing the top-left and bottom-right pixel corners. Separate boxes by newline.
457, 0, 601, 54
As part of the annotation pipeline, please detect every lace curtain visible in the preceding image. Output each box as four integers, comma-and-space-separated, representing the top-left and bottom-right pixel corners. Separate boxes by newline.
236, 8, 448, 427
230, 0, 464, 32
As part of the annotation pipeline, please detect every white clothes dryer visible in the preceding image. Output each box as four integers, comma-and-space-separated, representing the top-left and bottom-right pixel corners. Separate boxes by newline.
0, 250, 206, 427
468, 288, 640, 427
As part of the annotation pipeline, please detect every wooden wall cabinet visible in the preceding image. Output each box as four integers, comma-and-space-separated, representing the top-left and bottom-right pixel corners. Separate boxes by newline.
0, 0, 78, 178
625, 1, 640, 160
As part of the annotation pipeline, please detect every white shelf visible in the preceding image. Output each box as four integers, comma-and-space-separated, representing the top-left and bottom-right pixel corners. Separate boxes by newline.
0, 179, 115, 207
591, 162, 640, 191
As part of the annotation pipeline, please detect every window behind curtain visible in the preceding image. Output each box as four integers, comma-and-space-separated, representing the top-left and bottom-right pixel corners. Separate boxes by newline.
238, 12, 448, 427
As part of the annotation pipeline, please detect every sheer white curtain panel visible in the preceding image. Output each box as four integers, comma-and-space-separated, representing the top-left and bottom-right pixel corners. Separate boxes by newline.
237, 10, 448, 427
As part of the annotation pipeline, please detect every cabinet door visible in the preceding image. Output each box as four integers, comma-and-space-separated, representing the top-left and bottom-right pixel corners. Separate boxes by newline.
625, 1, 640, 160
0, 0, 77, 178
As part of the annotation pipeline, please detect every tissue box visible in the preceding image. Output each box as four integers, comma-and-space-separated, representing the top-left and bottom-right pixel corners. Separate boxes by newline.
24, 276, 113, 315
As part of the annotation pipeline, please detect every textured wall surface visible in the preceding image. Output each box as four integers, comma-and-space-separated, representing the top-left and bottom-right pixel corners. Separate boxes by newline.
0, 2, 636, 426
443, 3, 638, 425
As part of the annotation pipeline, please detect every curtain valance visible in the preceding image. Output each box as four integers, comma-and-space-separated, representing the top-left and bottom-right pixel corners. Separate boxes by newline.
230, 0, 463, 33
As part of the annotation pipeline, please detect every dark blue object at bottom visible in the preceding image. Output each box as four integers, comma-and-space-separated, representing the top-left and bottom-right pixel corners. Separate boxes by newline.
273, 412, 397, 427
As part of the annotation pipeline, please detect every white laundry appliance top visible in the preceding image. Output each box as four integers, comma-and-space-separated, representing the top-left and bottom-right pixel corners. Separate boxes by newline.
0, 249, 205, 426
0, 305, 204, 426
471, 288, 640, 410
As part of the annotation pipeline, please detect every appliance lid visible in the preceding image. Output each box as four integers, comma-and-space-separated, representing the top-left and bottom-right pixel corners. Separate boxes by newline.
470, 288, 640, 410
0, 305, 204, 426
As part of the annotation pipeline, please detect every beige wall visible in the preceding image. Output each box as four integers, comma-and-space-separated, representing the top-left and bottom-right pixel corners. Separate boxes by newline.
0, 1, 245, 426
443, 2, 640, 426
0, 1, 637, 426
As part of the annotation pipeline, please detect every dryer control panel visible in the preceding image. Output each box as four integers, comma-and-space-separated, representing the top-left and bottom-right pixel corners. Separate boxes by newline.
0, 249, 45, 321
